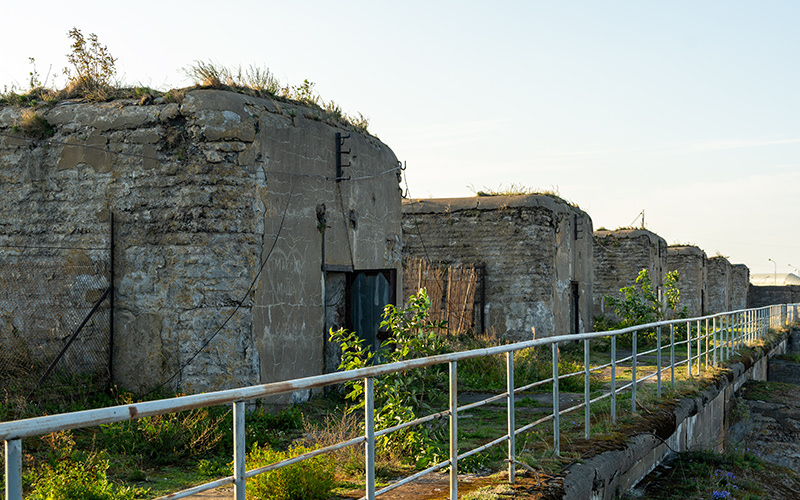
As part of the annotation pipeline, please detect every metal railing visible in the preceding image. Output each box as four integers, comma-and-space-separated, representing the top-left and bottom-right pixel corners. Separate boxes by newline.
2, 303, 797, 500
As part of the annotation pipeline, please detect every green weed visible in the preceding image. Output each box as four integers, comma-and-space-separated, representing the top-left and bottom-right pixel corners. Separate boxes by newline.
246, 443, 335, 500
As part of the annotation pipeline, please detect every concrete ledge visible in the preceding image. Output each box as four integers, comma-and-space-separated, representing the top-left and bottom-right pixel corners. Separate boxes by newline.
561, 334, 787, 500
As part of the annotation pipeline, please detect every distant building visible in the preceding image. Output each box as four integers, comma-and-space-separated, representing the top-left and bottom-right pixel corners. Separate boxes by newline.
750, 273, 800, 286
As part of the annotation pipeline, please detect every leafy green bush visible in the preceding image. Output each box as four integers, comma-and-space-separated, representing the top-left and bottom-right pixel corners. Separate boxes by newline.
330, 288, 449, 464
27, 430, 147, 500
28, 454, 145, 500
599, 269, 688, 347
246, 444, 335, 500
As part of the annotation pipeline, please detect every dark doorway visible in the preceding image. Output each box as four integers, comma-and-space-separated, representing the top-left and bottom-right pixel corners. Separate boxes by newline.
571, 281, 580, 334
348, 270, 397, 352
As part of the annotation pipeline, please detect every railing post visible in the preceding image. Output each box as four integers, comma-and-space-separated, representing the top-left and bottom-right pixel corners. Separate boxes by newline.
712, 316, 717, 366
687, 322, 692, 378
725, 314, 730, 358
506, 352, 515, 484
611, 335, 617, 423
233, 401, 246, 500
5, 439, 22, 500
365, 377, 376, 500
631, 331, 637, 414
670, 324, 675, 389
737, 312, 742, 350
704, 318, 709, 369
449, 361, 458, 500
584, 339, 590, 439
656, 326, 662, 399
552, 343, 560, 455
696, 320, 702, 374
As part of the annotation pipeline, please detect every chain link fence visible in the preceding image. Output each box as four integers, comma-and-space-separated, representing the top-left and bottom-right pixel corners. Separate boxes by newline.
0, 245, 111, 412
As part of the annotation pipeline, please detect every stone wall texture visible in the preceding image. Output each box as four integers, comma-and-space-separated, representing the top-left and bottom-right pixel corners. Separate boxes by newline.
0, 90, 401, 395
749, 285, 800, 308
731, 264, 750, 310
402, 195, 593, 340
667, 246, 707, 317
706, 256, 732, 313
592, 229, 667, 322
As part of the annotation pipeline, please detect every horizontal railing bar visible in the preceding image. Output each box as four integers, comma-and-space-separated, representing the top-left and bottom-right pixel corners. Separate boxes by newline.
460, 434, 509, 460
458, 392, 509, 412
375, 409, 451, 438
245, 435, 366, 478
4, 306, 782, 440
615, 380, 634, 392
153, 476, 234, 500
2, 303, 794, 500
368, 459, 451, 499
515, 413, 555, 436
559, 402, 586, 416
516, 378, 553, 392
559, 370, 583, 380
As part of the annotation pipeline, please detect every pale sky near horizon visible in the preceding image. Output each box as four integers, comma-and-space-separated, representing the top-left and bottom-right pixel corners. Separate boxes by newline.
3, 1, 798, 275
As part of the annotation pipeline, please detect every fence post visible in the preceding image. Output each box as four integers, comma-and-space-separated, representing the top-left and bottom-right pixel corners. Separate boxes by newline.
233, 401, 246, 500
670, 324, 675, 389
687, 322, 692, 378
552, 343, 560, 455
712, 317, 717, 366
365, 377, 375, 500
656, 326, 662, 399
704, 318, 709, 369
632, 331, 637, 414
584, 339, 590, 439
5, 439, 22, 500
449, 361, 458, 499
611, 335, 617, 423
696, 320, 702, 374
506, 352, 515, 483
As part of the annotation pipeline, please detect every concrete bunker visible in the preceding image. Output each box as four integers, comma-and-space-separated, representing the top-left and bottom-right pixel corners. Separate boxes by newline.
667, 245, 708, 317
592, 228, 668, 323
402, 195, 593, 340
0, 89, 402, 397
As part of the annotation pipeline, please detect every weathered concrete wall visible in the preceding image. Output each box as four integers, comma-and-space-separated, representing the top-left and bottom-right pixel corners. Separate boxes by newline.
731, 264, 750, 310
749, 285, 800, 308
706, 256, 732, 313
0, 89, 401, 395
592, 229, 667, 322
402, 195, 593, 340
667, 246, 707, 317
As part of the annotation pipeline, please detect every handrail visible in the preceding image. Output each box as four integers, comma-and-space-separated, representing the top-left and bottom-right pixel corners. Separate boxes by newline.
3, 303, 797, 500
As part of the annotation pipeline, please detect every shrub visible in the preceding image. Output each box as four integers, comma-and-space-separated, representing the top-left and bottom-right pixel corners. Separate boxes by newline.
28, 453, 145, 500
246, 444, 335, 500
602, 269, 688, 347
63, 28, 117, 100
27, 430, 147, 500
330, 289, 449, 463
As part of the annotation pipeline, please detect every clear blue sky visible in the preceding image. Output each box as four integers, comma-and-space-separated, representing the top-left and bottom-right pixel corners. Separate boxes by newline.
3, 1, 798, 275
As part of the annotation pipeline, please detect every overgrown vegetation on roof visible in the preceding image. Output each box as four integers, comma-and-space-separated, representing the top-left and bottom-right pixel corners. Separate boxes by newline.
468, 183, 583, 211
0, 28, 371, 135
